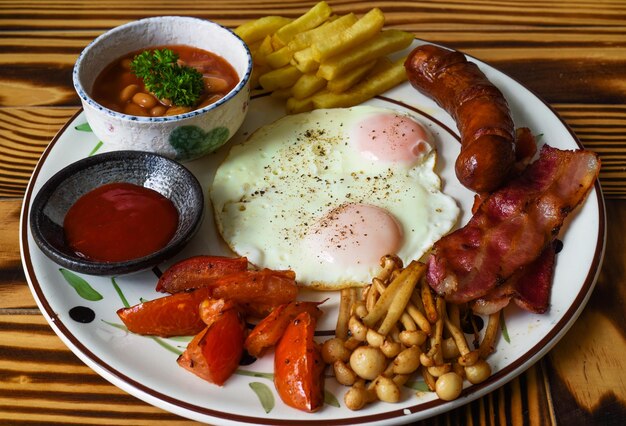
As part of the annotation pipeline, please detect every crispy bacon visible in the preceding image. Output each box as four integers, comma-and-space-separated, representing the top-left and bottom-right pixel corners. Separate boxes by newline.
471, 239, 559, 315
426, 145, 600, 305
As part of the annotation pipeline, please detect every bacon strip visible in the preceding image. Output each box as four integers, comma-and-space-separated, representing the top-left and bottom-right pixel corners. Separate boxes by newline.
471, 239, 559, 315
426, 145, 600, 304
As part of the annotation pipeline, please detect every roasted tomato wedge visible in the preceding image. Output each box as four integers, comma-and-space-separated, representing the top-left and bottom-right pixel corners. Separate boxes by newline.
210, 269, 298, 317
156, 255, 248, 293
177, 301, 246, 386
199, 297, 240, 327
245, 301, 323, 358
274, 311, 325, 412
116, 287, 212, 337
118, 269, 296, 336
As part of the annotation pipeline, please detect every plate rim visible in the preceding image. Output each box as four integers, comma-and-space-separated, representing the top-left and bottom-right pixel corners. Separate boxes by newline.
19, 39, 607, 425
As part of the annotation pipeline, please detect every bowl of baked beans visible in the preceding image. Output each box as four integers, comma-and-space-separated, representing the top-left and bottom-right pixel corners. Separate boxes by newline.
73, 16, 252, 161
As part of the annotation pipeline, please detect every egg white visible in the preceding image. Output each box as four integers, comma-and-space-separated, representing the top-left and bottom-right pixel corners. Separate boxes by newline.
210, 106, 459, 289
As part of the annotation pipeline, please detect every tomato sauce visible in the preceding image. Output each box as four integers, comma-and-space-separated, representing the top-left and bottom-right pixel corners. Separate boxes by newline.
64, 182, 179, 262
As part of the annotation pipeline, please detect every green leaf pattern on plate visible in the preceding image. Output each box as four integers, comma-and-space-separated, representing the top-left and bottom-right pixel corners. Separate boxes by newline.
101, 320, 127, 331
59, 268, 103, 301
167, 335, 194, 342
151, 336, 184, 356
324, 389, 340, 408
405, 380, 432, 393
169, 125, 229, 160
500, 311, 511, 343
73, 121, 102, 155
88, 141, 103, 156
249, 382, 275, 413
235, 369, 274, 381
74, 122, 92, 132
111, 277, 129, 308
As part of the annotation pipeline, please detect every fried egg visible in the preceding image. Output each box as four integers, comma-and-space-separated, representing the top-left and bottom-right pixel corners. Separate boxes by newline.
210, 105, 459, 289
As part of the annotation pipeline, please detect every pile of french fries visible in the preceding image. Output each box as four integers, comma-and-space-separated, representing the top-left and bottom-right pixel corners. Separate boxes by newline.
235, 2, 414, 114
322, 255, 500, 410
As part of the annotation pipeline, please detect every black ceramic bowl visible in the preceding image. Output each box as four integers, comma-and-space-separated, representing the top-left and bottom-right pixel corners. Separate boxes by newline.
29, 150, 204, 276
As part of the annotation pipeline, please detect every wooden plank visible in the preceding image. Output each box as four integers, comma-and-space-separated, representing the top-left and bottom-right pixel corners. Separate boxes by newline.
546, 199, 626, 424
0, 314, 195, 424
0, 0, 625, 30
0, 199, 36, 309
0, 107, 76, 198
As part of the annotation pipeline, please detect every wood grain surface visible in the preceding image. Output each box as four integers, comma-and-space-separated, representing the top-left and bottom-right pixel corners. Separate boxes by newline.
1, 0, 625, 424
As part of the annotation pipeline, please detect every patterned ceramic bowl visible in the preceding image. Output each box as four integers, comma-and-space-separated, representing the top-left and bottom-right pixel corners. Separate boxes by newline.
73, 16, 252, 162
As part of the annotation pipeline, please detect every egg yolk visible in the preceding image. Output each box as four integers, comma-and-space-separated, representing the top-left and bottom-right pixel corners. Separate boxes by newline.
353, 112, 431, 166
305, 203, 403, 268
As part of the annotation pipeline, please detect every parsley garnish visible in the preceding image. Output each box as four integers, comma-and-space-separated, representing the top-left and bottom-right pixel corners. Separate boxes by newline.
130, 48, 204, 107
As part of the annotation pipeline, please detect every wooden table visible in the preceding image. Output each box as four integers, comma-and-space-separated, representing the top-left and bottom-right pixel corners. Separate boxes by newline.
1, 1, 624, 424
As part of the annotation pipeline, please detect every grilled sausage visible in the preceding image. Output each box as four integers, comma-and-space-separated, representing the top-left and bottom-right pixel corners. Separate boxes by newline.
404, 44, 516, 192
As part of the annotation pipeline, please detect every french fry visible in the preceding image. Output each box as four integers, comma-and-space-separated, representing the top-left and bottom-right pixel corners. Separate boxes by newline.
326, 59, 377, 94
247, 39, 264, 55
312, 57, 407, 109
250, 64, 269, 89
271, 87, 292, 99
312, 7, 385, 62
266, 46, 293, 69
286, 95, 315, 114
258, 65, 302, 91
290, 13, 357, 52
235, 16, 292, 45
254, 35, 275, 67
292, 47, 320, 73
239, 4, 415, 111
250, 36, 274, 89
317, 29, 413, 80
292, 73, 327, 99
273, 1, 332, 47
273, 13, 358, 71
366, 55, 395, 75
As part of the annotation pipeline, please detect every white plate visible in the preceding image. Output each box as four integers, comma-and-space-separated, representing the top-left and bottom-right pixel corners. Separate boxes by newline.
20, 40, 606, 425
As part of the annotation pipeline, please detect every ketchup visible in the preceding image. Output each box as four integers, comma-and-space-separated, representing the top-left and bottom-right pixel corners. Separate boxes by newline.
64, 182, 179, 262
